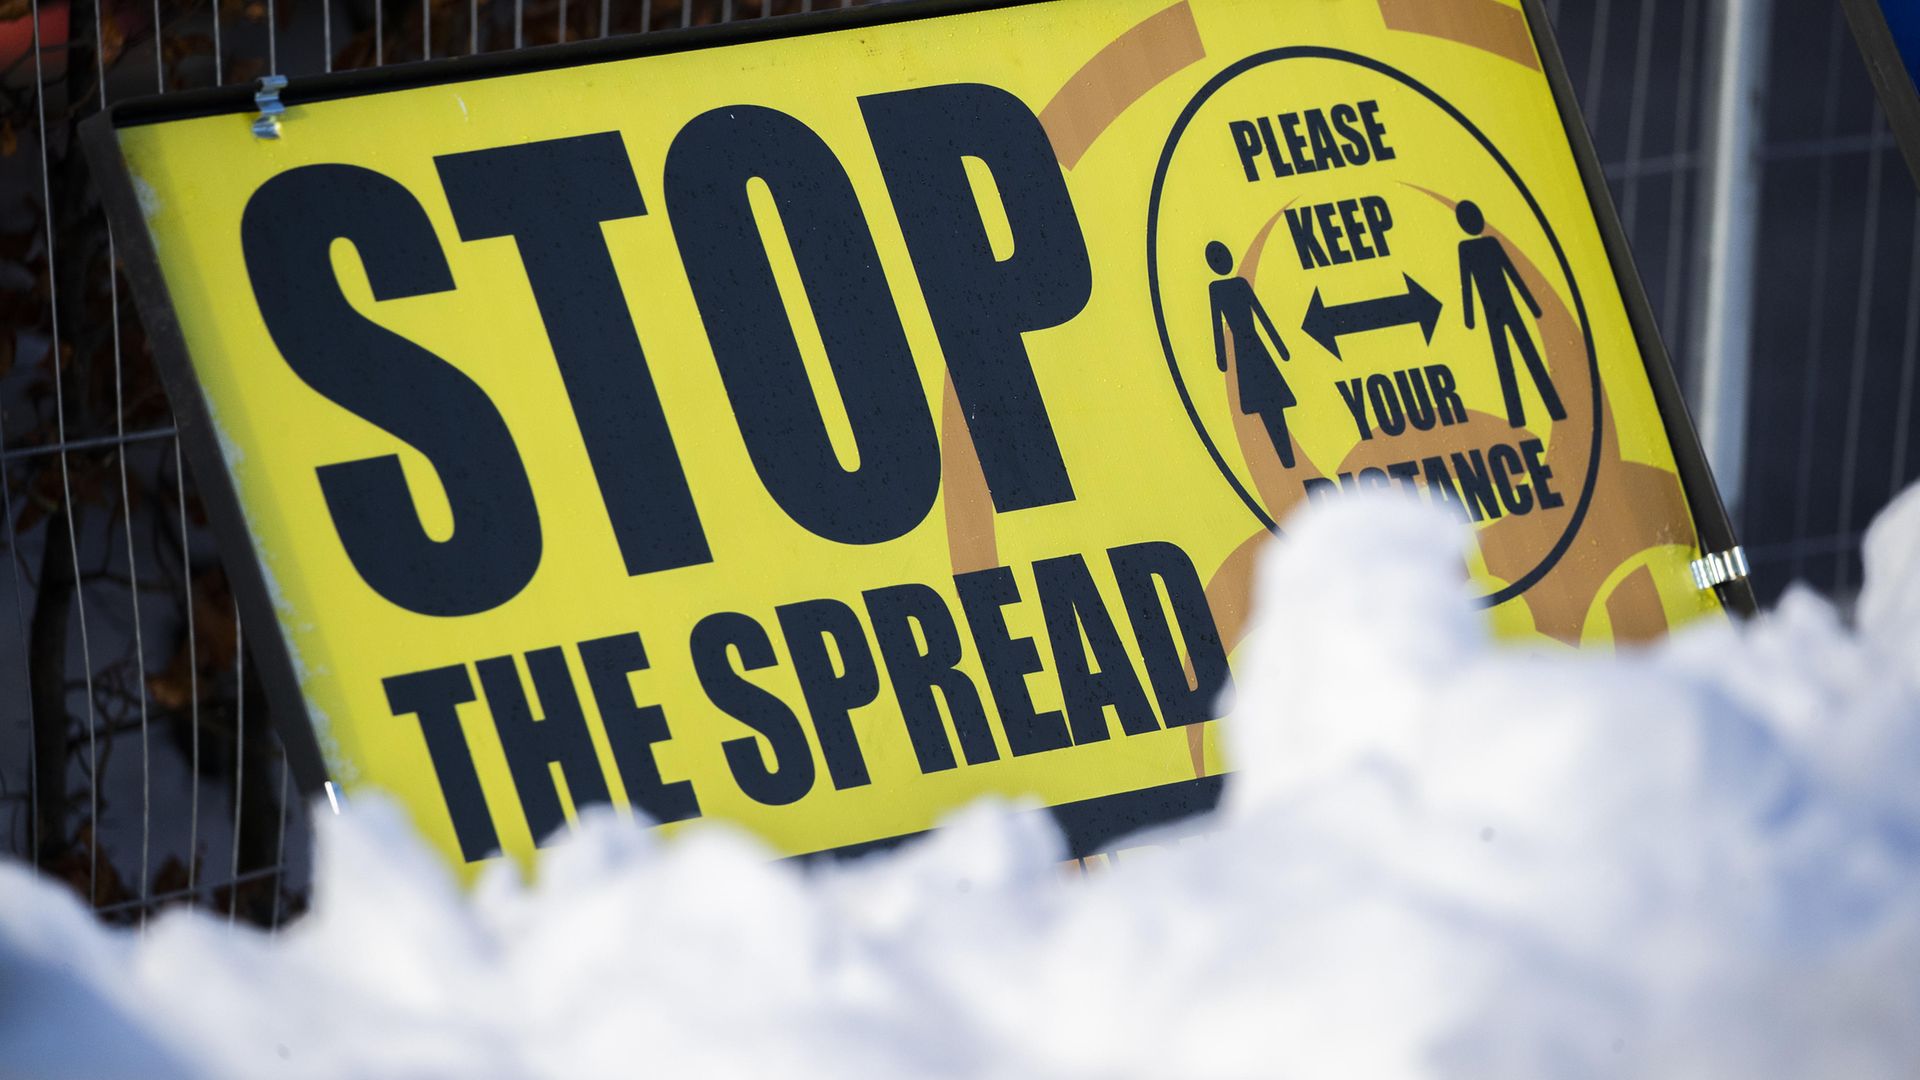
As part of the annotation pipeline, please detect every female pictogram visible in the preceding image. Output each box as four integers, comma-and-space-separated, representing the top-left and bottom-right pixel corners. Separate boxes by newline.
1206, 240, 1297, 468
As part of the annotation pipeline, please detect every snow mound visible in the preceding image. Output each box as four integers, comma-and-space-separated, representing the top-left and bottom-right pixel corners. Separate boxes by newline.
7, 489, 1920, 1079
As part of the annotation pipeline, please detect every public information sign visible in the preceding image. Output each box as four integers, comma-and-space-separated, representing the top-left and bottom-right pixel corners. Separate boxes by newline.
89, 0, 1747, 868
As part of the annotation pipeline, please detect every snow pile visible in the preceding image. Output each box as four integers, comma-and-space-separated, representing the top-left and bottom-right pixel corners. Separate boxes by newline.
7, 490, 1920, 1079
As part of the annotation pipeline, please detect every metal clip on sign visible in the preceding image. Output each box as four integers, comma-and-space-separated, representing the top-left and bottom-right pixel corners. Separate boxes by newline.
1690, 548, 1751, 592
253, 75, 288, 140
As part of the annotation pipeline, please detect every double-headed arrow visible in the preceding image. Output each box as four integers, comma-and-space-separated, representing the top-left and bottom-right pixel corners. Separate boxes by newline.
1301, 273, 1443, 360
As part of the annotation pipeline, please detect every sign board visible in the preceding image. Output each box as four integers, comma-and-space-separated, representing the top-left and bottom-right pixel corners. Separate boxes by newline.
1844, 0, 1920, 187
87, 0, 1748, 868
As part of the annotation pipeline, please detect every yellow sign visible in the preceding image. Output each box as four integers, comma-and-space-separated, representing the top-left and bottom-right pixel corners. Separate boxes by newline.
91, 0, 1739, 867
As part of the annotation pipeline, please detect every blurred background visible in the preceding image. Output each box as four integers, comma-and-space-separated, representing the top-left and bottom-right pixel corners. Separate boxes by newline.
0, 0, 1912, 925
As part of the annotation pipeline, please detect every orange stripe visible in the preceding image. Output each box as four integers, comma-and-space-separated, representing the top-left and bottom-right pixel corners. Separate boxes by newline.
1039, 2, 1207, 169
1377, 0, 1541, 72
1606, 564, 1671, 645
940, 375, 1000, 575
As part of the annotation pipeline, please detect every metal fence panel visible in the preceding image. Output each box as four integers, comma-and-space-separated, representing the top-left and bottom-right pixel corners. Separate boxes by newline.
0, 0, 856, 927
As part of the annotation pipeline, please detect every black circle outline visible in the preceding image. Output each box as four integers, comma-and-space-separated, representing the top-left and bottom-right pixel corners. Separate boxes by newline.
1146, 47, 1606, 607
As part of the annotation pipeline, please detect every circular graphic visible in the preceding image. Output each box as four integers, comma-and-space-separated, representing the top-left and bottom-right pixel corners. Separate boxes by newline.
1147, 48, 1604, 607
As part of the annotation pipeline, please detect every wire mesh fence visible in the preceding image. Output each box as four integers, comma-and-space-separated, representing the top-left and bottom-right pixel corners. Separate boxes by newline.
0, 0, 866, 928
1550, 0, 1920, 605
0, 0, 1914, 926
1738, 1, 1919, 603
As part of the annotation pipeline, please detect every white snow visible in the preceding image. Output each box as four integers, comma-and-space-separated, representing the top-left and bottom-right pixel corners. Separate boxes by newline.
7, 489, 1920, 1079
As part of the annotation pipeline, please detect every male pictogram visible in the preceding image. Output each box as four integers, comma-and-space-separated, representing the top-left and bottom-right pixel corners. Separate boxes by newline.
1456, 200, 1566, 429
1206, 241, 1297, 468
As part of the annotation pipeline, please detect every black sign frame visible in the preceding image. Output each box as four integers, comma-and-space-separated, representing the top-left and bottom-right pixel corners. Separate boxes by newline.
1842, 0, 1920, 188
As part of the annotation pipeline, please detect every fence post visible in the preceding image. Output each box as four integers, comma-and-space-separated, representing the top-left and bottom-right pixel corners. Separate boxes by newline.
1689, 0, 1772, 516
